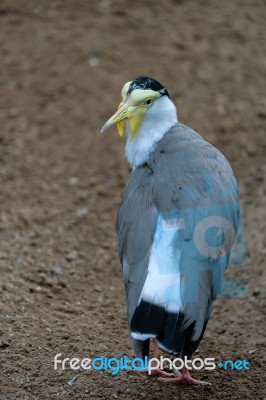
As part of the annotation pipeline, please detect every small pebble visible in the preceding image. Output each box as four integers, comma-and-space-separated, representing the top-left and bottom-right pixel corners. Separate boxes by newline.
49, 387, 60, 394
0, 340, 10, 348
68, 177, 79, 185
62, 333, 70, 340
51, 266, 63, 276
215, 327, 226, 334
24, 383, 31, 389
249, 296, 256, 303
253, 287, 260, 296
65, 250, 78, 262
67, 376, 78, 386
88, 57, 99, 67
76, 207, 89, 217
94, 285, 101, 293
100, 0, 111, 8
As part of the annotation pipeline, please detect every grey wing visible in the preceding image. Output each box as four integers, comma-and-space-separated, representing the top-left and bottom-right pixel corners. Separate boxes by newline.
117, 123, 239, 358
149, 124, 239, 356
117, 166, 157, 358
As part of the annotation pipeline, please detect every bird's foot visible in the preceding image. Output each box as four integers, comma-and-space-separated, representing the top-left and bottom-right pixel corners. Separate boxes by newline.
158, 368, 211, 385
137, 357, 175, 377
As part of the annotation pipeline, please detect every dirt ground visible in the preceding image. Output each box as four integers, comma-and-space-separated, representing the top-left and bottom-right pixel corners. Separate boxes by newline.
0, 0, 265, 399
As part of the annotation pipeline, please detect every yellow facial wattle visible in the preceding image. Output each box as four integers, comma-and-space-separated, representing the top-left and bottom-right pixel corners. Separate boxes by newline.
101, 83, 161, 139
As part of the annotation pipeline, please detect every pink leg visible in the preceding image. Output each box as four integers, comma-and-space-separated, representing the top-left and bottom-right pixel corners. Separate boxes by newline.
158, 367, 211, 385
137, 340, 175, 378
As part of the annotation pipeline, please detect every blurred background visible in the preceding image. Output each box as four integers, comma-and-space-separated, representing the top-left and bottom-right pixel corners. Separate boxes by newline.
0, 0, 265, 399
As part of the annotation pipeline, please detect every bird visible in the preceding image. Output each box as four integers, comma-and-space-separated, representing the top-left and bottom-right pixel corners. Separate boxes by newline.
101, 76, 239, 385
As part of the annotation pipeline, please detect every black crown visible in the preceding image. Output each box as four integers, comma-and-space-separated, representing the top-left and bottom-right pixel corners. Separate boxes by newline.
127, 76, 170, 98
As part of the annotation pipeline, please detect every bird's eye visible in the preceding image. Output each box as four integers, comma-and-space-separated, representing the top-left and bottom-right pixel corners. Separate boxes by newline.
145, 99, 153, 106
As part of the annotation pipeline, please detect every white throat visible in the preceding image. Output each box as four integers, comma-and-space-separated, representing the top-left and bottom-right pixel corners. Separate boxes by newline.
125, 96, 178, 170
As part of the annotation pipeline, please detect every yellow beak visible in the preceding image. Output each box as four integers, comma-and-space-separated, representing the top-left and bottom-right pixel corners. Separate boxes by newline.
101, 101, 147, 140
101, 101, 128, 137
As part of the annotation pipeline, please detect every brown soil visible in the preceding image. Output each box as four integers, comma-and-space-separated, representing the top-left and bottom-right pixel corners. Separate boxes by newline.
0, 0, 265, 399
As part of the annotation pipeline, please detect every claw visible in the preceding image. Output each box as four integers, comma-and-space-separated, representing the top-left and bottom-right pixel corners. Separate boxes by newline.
158, 367, 211, 385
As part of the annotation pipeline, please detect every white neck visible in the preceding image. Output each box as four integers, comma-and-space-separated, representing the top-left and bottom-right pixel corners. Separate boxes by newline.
125, 96, 178, 170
